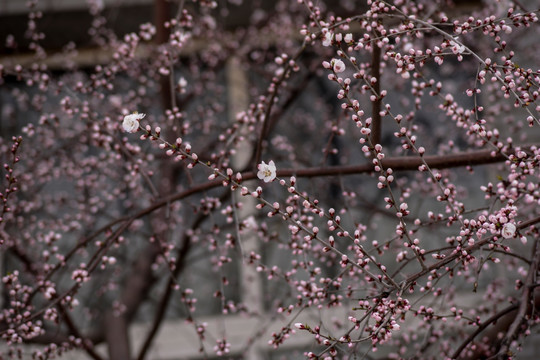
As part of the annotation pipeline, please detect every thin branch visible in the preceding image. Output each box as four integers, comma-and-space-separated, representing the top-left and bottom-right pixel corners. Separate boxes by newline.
405, 215, 540, 287
7, 245, 104, 360
253, 41, 309, 168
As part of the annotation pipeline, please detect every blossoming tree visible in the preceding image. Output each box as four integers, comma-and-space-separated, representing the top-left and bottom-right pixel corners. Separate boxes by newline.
1, 0, 539, 359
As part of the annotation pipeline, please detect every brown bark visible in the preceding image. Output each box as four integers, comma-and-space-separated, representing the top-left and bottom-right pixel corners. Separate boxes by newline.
370, 42, 382, 146
104, 243, 161, 360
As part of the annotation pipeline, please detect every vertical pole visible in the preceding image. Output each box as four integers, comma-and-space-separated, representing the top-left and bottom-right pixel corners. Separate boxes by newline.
226, 57, 264, 360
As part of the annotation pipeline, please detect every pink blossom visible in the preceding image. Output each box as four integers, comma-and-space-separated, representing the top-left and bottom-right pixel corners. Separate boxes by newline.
449, 37, 466, 54
332, 59, 346, 73
321, 29, 333, 46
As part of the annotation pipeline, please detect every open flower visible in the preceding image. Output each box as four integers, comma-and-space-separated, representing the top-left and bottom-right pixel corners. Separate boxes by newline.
321, 29, 333, 47
332, 59, 346, 73
257, 160, 277, 183
501, 223, 516, 239
449, 37, 465, 54
122, 112, 145, 133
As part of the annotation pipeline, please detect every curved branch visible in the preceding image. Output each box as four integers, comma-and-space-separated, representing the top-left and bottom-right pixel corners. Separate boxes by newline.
104, 242, 161, 360
253, 40, 309, 168
405, 215, 540, 287
136, 189, 230, 360
496, 239, 540, 358
451, 304, 519, 359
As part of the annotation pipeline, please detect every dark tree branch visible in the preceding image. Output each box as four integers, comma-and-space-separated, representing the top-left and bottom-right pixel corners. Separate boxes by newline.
452, 304, 519, 359
104, 311, 131, 360
136, 189, 229, 360
405, 214, 540, 287
253, 41, 308, 168
59, 307, 104, 360
496, 239, 540, 358
249, 69, 317, 171
136, 144, 535, 226
7, 245, 104, 360
40, 143, 533, 294
135, 232, 192, 360
104, 242, 161, 360
156, 0, 172, 110
370, 41, 382, 146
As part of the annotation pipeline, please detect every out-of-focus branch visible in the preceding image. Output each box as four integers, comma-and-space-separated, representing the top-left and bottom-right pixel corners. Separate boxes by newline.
496, 239, 540, 358
104, 1, 175, 358
7, 247, 104, 360
454, 288, 540, 359
253, 41, 308, 168
136, 189, 229, 360
135, 232, 192, 360
452, 304, 519, 359
59, 307, 104, 360
249, 69, 317, 170
104, 312, 131, 360
104, 242, 161, 360
370, 41, 382, 146
156, 0, 172, 110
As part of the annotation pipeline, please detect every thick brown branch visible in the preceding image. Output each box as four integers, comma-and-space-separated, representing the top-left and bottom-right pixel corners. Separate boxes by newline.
136, 190, 229, 360
253, 41, 308, 168
155, 0, 172, 110
104, 312, 131, 360
135, 231, 192, 360
370, 42, 382, 146
104, 243, 161, 360
153, 145, 535, 215
452, 304, 519, 359
496, 239, 540, 358
59, 144, 533, 275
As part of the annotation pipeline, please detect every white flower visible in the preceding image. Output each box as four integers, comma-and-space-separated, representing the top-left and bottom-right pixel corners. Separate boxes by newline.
449, 37, 465, 54
257, 160, 277, 183
501, 223, 516, 239
332, 59, 346, 73
344, 33, 353, 43
244, 216, 258, 230
122, 112, 145, 133
321, 29, 333, 47
178, 77, 188, 88
403, 42, 414, 53
178, 77, 188, 94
